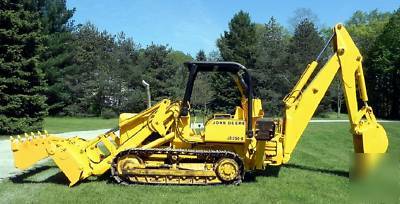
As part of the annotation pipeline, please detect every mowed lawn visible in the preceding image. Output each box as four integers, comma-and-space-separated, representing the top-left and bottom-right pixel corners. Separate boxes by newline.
0, 121, 398, 203
44, 117, 118, 133
0, 117, 118, 140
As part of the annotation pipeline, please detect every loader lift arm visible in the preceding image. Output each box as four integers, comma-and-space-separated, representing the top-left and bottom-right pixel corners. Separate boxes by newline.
281, 24, 388, 163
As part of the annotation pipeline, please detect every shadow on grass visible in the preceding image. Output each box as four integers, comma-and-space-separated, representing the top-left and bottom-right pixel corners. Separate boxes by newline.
245, 164, 348, 182
9, 165, 52, 181
10, 165, 68, 185
244, 166, 282, 182
10, 166, 110, 186
9, 164, 348, 186
284, 163, 349, 178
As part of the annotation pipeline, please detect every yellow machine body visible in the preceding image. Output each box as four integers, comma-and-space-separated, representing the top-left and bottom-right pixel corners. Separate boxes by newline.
10, 24, 388, 186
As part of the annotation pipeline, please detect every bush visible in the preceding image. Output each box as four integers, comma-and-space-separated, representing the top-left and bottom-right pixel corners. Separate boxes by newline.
101, 108, 117, 119
0, 115, 44, 135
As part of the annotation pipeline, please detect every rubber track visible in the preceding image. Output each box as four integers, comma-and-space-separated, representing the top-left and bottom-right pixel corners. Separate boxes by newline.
110, 148, 244, 186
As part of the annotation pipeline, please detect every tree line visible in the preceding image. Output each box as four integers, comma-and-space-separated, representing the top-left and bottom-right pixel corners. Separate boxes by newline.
0, 0, 399, 134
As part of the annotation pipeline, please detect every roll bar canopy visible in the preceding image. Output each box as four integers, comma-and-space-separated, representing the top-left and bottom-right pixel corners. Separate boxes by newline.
181, 61, 254, 137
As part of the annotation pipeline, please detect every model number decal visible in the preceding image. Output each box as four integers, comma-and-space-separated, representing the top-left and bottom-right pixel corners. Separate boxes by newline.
227, 136, 244, 141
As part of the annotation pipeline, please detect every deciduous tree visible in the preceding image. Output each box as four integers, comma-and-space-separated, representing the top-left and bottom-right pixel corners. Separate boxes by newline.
365, 9, 400, 119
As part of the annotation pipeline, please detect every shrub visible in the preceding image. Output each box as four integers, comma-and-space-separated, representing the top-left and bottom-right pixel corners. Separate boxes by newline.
101, 108, 117, 119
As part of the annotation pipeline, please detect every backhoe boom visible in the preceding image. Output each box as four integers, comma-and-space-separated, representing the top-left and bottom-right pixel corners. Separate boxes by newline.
281, 24, 388, 163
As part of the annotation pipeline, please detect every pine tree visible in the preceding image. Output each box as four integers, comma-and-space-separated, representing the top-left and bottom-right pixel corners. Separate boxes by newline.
0, 0, 47, 134
138, 44, 174, 102
196, 50, 207, 61
217, 11, 257, 68
255, 17, 289, 115
166, 50, 193, 100
213, 11, 257, 113
35, 0, 76, 115
41, 31, 75, 115
63, 24, 141, 116
138, 44, 191, 103
286, 19, 331, 115
287, 19, 324, 80
192, 50, 212, 113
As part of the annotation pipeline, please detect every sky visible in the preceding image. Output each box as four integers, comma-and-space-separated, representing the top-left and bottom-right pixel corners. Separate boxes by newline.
66, 0, 399, 56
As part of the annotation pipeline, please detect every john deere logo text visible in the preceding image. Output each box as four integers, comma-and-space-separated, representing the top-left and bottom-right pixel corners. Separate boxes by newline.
213, 121, 245, 125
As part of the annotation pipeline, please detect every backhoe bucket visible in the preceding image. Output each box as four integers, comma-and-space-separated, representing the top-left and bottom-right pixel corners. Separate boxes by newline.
353, 123, 388, 154
11, 132, 92, 186
352, 121, 389, 178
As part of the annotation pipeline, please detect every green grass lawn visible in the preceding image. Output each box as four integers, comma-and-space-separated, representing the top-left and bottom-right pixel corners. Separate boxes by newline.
312, 112, 349, 120
0, 122, 398, 203
43, 117, 118, 133
0, 117, 118, 140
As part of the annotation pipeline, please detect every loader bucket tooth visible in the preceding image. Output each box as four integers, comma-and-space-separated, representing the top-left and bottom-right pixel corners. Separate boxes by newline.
12, 133, 54, 169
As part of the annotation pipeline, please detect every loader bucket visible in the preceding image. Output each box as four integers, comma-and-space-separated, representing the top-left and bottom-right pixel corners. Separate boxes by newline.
11, 132, 61, 170
11, 132, 93, 186
50, 139, 91, 186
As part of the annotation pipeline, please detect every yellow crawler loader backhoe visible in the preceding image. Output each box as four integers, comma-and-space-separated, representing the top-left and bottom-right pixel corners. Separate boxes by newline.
10, 24, 388, 186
